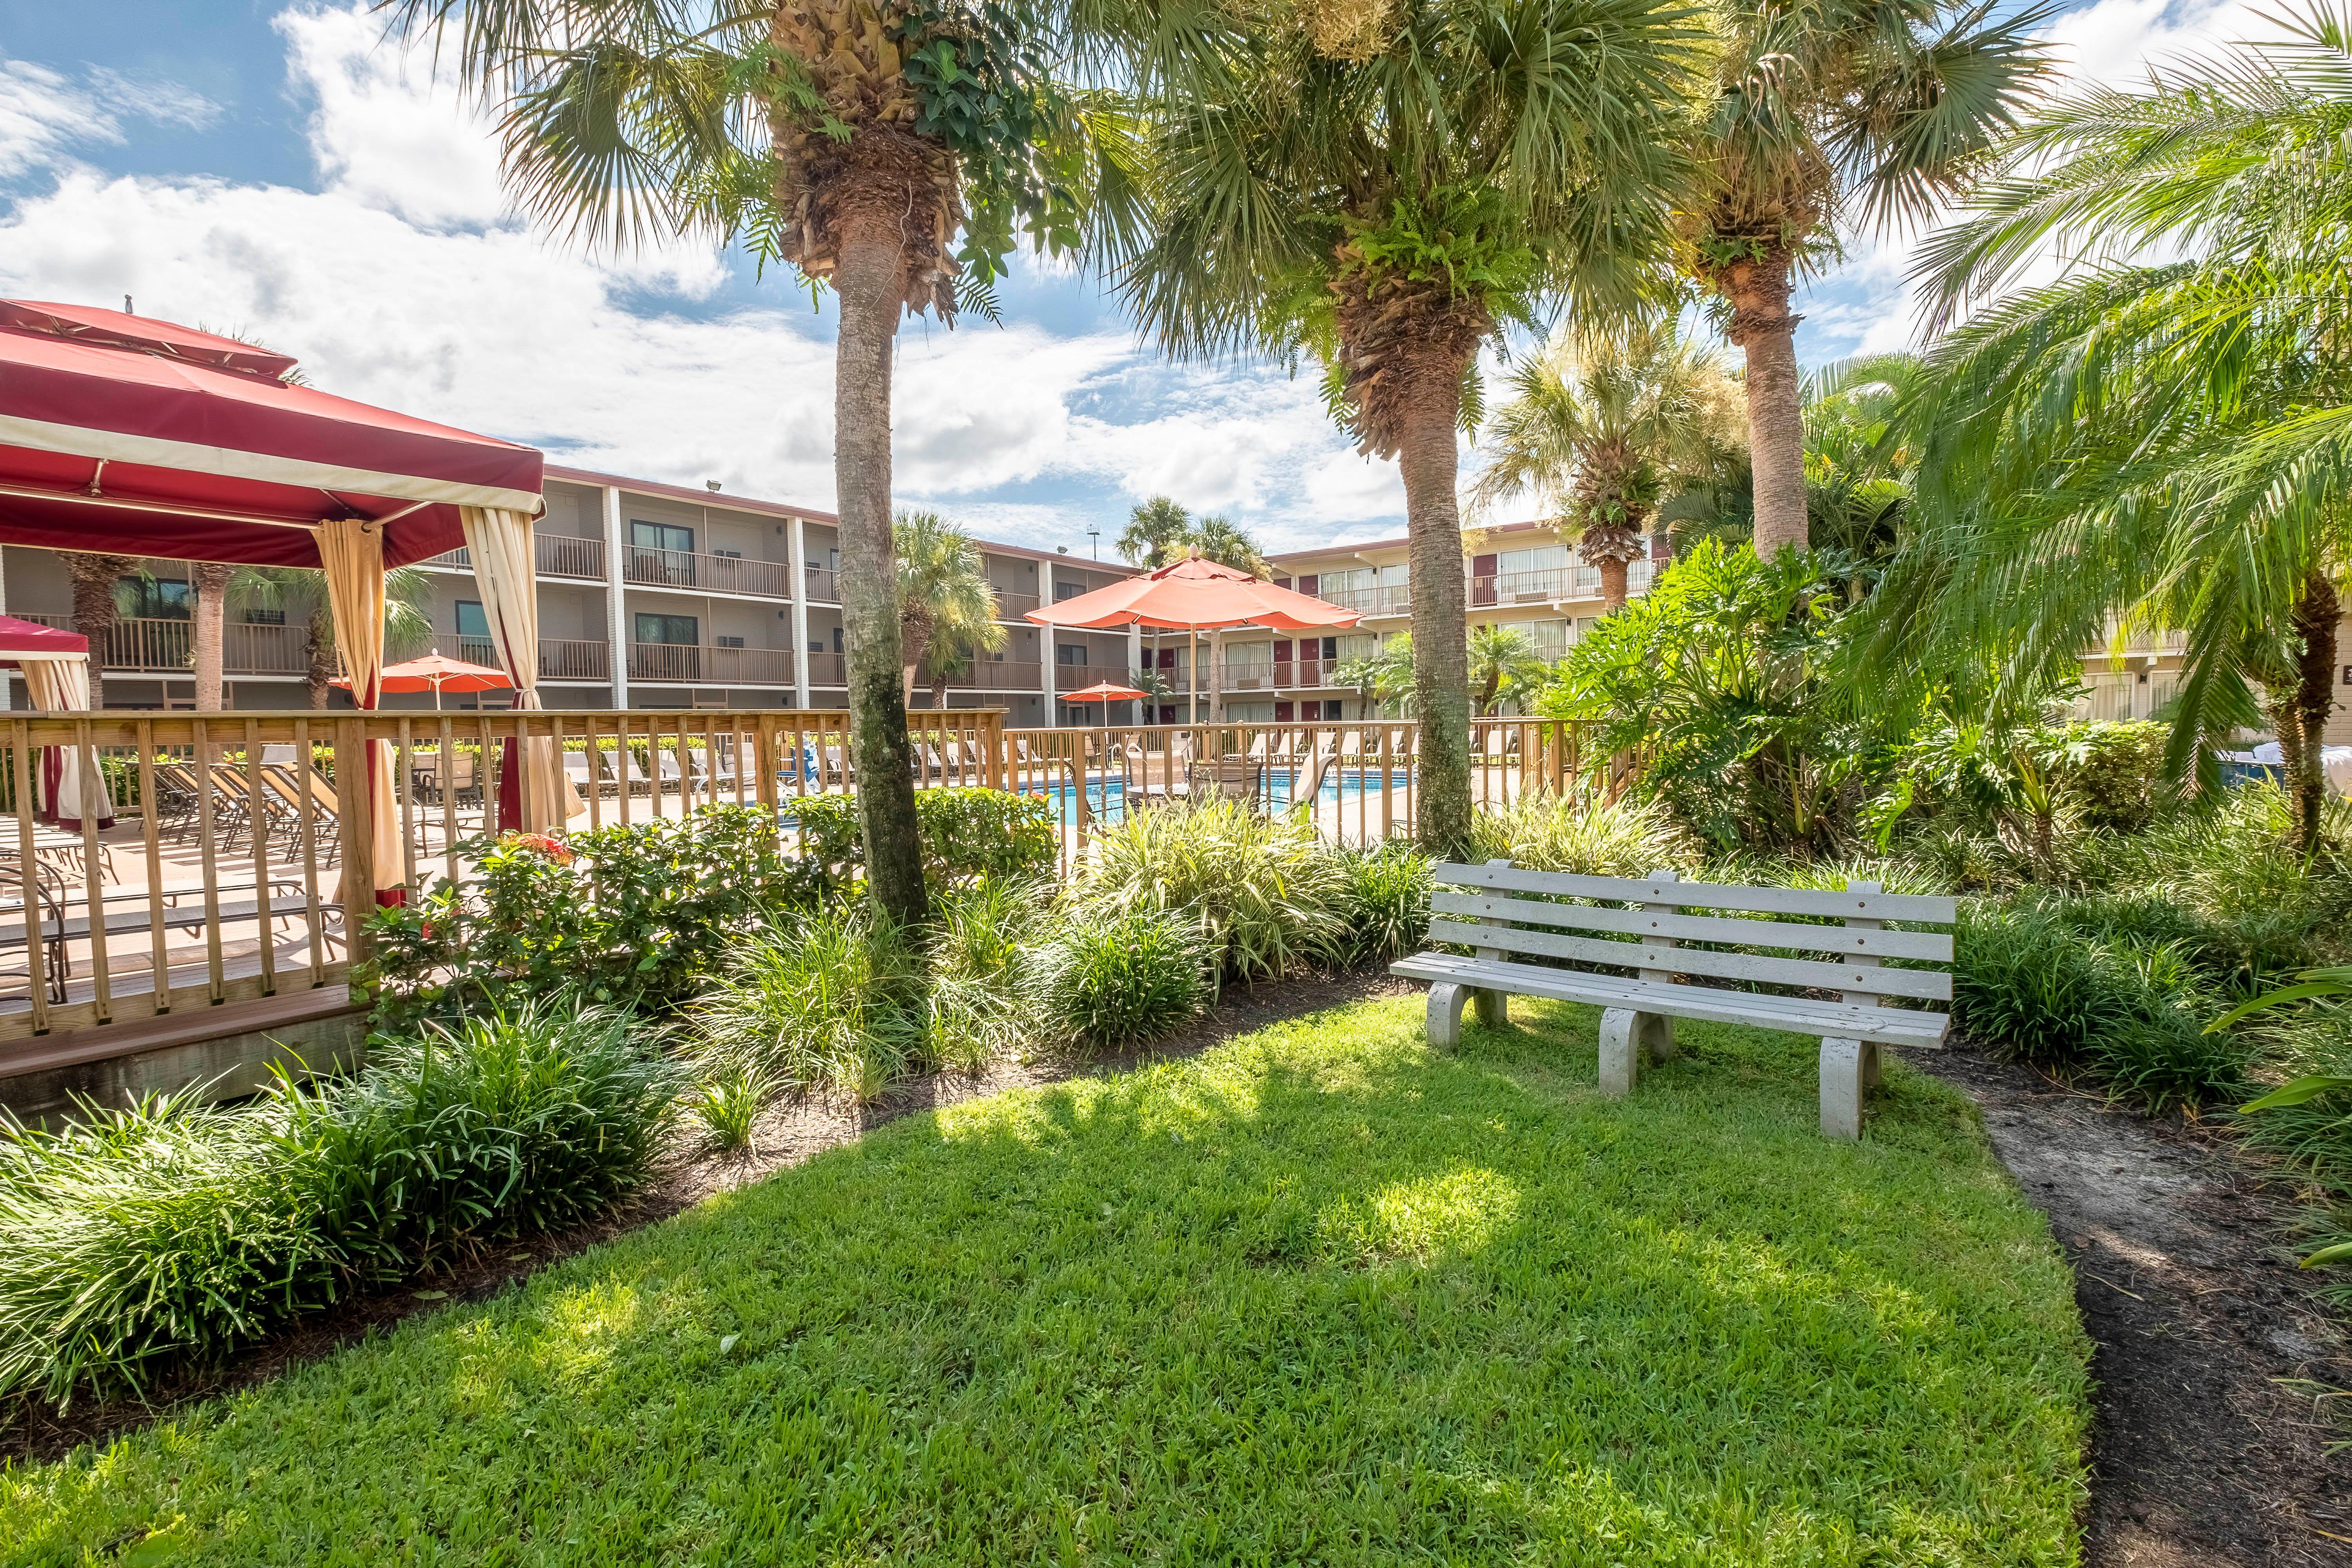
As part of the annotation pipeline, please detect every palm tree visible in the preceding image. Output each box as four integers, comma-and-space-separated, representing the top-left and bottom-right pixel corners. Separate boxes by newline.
191, 562, 234, 711
895, 511, 1005, 711
1116, 0, 1702, 858
387, 0, 1140, 927
1118, 496, 1192, 566
1683, 0, 2053, 555
1468, 314, 1743, 609
1889, 4, 2352, 849
1163, 513, 1272, 579
61, 553, 138, 710
234, 567, 433, 709
1334, 635, 1418, 717
1468, 624, 1549, 715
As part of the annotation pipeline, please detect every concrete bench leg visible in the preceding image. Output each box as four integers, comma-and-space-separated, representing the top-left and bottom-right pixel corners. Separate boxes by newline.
1820, 1037, 1880, 1139
1427, 983, 1472, 1050
1599, 1009, 1669, 1097
1473, 987, 1508, 1029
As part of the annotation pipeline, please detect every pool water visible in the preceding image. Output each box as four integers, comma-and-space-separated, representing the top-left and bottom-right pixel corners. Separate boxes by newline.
1029, 770, 1415, 827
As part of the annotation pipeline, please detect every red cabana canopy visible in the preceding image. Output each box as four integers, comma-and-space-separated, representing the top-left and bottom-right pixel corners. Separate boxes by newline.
1028, 553, 1362, 632
0, 299, 542, 568
0, 613, 87, 662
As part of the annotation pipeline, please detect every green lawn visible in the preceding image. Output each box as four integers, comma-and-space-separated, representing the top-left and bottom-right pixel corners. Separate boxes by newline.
3, 996, 2091, 1566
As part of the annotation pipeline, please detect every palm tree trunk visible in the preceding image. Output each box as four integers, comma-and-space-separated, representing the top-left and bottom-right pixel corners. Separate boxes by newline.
65, 553, 136, 711
1599, 557, 1630, 612
835, 225, 926, 928
930, 673, 950, 712
192, 561, 232, 711
2290, 568, 2340, 853
1726, 250, 1807, 558
1398, 367, 1473, 860
307, 612, 334, 709
901, 619, 931, 707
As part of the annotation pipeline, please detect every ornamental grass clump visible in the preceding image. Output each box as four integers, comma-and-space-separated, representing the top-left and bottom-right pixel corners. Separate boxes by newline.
1069, 798, 1347, 989
689, 909, 924, 1104
0, 1090, 330, 1408
1470, 787, 1695, 877
1029, 910, 1209, 1055
1335, 842, 1433, 964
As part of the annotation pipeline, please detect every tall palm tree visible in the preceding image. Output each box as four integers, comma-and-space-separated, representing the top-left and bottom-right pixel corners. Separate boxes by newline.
62, 553, 138, 710
1467, 623, 1550, 715
1683, 0, 2053, 555
234, 567, 434, 709
1468, 314, 1742, 609
1888, 3, 2352, 849
387, 0, 1140, 927
1117, 0, 1703, 858
1162, 513, 1271, 579
895, 510, 1005, 710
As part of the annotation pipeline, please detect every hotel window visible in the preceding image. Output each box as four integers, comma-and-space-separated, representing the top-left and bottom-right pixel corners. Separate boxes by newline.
1056, 643, 1089, 666
630, 521, 693, 554
635, 613, 698, 646
455, 601, 490, 637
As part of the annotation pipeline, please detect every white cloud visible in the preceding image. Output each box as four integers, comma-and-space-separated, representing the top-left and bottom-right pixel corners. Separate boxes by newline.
0, 57, 221, 180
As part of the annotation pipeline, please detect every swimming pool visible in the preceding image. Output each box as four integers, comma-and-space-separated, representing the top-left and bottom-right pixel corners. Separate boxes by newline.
1026, 769, 1416, 827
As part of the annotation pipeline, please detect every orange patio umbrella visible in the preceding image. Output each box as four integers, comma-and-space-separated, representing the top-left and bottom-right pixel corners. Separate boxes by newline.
332, 648, 512, 710
1029, 552, 1361, 724
1062, 678, 1148, 819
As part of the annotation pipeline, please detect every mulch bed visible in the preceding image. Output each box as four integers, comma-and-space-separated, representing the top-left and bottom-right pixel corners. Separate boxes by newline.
1916, 1039, 2352, 1568
11, 978, 2352, 1568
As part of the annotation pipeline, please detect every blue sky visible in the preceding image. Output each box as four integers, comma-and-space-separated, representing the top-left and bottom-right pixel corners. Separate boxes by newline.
0, 0, 2256, 556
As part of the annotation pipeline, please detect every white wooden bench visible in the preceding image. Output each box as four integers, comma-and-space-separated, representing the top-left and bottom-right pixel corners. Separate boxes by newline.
1391, 861, 1957, 1138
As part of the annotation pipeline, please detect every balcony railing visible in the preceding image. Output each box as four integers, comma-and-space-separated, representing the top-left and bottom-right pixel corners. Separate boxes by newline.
805, 651, 846, 686
454, 637, 611, 684
420, 534, 607, 580
993, 590, 1041, 620
624, 548, 793, 599
627, 643, 796, 686
804, 565, 840, 603
1320, 583, 1410, 616
16, 615, 323, 677
950, 660, 1043, 690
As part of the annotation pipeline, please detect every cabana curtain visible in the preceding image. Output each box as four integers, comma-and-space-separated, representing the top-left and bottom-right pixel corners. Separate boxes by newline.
21, 654, 110, 832
460, 505, 578, 829
315, 516, 402, 902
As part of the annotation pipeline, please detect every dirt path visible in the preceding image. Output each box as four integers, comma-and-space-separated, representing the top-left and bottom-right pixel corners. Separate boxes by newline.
1918, 1040, 2352, 1566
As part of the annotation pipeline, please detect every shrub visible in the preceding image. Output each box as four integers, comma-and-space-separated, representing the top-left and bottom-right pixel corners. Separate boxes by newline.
301, 1002, 679, 1276
687, 909, 924, 1103
923, 878, 1047, 1075
1069, 798, 1346, 989
1952, 900, 2130, 1065
788, 788, 1056, 893
1029, 911, 1209, 1054
363, 803, 822, 1028
1470, 788, 1695, 877
0, 1091, 333, 1406
2054, 721, 2173, 834
1336, 843, 1433, 964
685, 1069, 768, 1154
0, 1002, 675, 1408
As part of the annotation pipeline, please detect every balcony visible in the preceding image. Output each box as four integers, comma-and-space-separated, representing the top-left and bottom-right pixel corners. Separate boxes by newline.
419, 533, 607, 580
950, 660, 1042, 690
454, 636, 611, 684
805, 651, 845, 686
1320, 583, 1410, 617
627, 644, 797, 686
624, 547, 793, 599
993, 590, 1041, 620
18, 615, 321, 677
1471, 567, 1573, 606
805, 565, 840, 603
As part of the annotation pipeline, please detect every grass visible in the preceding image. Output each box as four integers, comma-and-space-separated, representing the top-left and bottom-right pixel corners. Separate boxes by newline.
2, 996, 2090, 1566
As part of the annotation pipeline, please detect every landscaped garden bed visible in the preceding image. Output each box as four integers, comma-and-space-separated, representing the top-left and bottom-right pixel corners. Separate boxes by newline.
3, 993, 2091, 1565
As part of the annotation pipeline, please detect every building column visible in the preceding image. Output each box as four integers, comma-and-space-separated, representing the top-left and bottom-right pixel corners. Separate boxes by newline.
602, 486, 630, 708
1040, 559, 1057, 726
789, 517, 811, 709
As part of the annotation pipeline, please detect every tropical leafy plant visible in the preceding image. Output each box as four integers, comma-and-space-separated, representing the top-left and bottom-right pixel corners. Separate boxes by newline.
1028, 909, 1209, 1053
1470, 786, 1696, 877
688, 909, 924, 1104
897, 509, 1006, 710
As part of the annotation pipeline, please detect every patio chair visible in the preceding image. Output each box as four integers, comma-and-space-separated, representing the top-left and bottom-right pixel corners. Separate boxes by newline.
1188, 755, 1263, 807
260, 765, 343, 865
600, 749, 654, 797
563, 752, 597, 796
653, 751, 687, 793
0, 852, 71, 1004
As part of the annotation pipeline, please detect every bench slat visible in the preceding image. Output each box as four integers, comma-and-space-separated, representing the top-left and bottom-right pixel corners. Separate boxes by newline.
1433, 863, 1957, 923
1433, 890, 1956, 962
1423, 917, 1954, 1002
1392, 953, 1951, 1048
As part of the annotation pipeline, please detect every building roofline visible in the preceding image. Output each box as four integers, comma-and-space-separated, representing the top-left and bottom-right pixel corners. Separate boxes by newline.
1266, 519, 1549, 565
543, 464, 1136, 575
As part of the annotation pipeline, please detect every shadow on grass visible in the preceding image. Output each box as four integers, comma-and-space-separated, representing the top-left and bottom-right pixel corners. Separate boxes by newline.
2, 995, 2089, 1568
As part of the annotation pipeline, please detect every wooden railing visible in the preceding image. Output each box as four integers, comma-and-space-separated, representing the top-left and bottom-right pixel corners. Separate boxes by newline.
627, 644, 796, 686
993, 590, 1042, 619
454, 637, 612, 683
421, 533, 608, 580
0, 710, 1590, 1067
16, 615, 322, 677
949, 660, 1042, 690
624, 547, 793, 599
